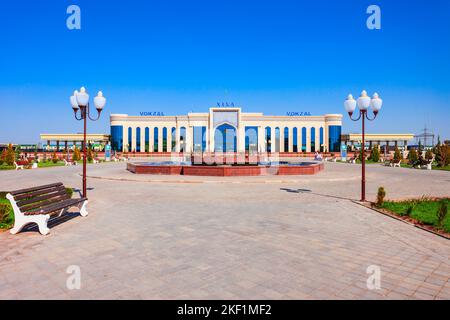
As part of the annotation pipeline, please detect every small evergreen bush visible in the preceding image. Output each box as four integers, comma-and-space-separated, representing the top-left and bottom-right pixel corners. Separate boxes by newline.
376, 187, 386, 206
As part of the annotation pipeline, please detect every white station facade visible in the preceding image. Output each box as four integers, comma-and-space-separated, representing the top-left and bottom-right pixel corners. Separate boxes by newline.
110, 107, 343, 153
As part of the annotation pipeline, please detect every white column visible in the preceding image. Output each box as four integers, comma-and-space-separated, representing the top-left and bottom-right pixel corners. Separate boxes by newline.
131, 127, 137, 152
270, 127, 275, 152
257, 126, 264, 153
280, 128, 285, 153
238, 125, 245, 153
142, 128, 147, 152
158, 127, 163, 152
123, 126, 129, 152
315, 127, 320, 152
175, 126, 181, 152
209, 125, 214, 152
149, 127, 154, 153
167, 128, 172, 152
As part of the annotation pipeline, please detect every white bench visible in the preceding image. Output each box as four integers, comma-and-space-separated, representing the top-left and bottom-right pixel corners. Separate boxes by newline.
14, 161, 24, 170
6, 182, 88, 235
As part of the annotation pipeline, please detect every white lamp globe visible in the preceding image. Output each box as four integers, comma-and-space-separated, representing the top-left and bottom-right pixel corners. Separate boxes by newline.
94, 91, 106, 110
70, 90, 79, 110
370, 92, 383, 113
357, 90, 371, 111
76, 86, 89, 107
344, 94, 357, 115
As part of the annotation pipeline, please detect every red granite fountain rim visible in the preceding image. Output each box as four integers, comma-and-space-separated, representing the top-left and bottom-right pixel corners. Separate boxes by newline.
127, 162, 324, 176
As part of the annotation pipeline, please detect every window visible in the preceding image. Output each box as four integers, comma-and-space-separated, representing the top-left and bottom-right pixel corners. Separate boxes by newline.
293, 128, 298, 152
284, 127, 289, 152
275, 127, 280, 152
128, 127, 132, 152
153, 127, 159, 152
180, 127, 186, 152
145, 127, 150, 152
311, 127, 316, 152
215, 124, 236, 152
301, 127, 306, 152
193, 126, 206, 152
162, 127, 168, 152
328, 125, 342, 152
111, 125, 123, 152
320, 127, 324, 152
136, 127, 141, 152
245, 126, 258, 153
171, 127, 176, 150
265, 127, 271, 152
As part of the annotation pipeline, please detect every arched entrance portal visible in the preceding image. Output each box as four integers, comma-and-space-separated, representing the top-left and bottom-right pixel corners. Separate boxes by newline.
214, 124, 237, 152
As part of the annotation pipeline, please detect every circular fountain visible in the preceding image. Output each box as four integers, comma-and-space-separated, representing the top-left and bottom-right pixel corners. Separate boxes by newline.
126, 154, 324, 176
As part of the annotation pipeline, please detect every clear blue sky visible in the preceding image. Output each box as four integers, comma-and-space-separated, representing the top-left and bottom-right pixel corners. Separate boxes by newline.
1, 0, 449, 143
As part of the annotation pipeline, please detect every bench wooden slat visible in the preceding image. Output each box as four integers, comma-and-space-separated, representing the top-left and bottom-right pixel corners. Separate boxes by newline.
14, 185, 66, 201
25, 198, 87, 216
17, 189, 69, 207
10, 183, 63, 196
20, 194, 71, 212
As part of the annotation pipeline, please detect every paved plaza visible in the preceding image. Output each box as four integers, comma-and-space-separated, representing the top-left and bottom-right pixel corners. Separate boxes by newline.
0, 161, 449, 299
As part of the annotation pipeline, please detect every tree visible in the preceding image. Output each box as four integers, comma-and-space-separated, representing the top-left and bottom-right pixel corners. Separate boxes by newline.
425, 149, 434, 161
87, 147, 94, 163
436, 144, 450, 167
5, 144, 15, 166
393, 147, 402, 162
72, 146, 81, 161
408, 149, 418, 165
370, 146, 380, 162
0, 149, 6, 165
52, 151, 59, 164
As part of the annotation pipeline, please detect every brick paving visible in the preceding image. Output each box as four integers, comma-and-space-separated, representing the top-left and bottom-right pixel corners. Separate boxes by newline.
0, 162, 449, 299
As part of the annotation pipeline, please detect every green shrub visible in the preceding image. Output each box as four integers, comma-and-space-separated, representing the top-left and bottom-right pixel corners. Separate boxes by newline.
408, 149, 418, 164
425, 150, 433, 161
370, 146, 380, 162
52, 151, 58, 164
437, 201, 448, 229
0, 149, 5, 165
436, 145, 450, 167
87, 148, 94, 163
73, 146, 81, 161
393, 147, 402, 162
65, 188, 74, 198
376, 187, 386, 206
4, 144, 15, 166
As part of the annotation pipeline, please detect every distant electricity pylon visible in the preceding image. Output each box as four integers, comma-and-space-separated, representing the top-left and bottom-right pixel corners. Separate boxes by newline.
415, 125, 435, 148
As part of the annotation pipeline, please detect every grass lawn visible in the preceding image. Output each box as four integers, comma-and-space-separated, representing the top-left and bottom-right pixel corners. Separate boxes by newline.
380, 198, 450, 233
0, 195, 14, 229
38, 161, 66, 168
0, 164, 14, 170
433, 165, 450, 171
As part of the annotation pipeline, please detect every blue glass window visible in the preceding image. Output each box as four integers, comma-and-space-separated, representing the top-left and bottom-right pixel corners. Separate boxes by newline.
128, 127, 132, 152
153, 127, 159, 152
311, 127, 316, 152
293, 128, 298, 152
111, 125, 123, 152
245, 126, 258, 153
162, 127, 168, 152
145, 127, 150, 152
215, 124, 236, 152
284, 127, 289, 152
275, 127, 280, 152
320, 127, 324, 152
265, 127, 271, 152
136, 127, 141, 152
171, 127, 176, 150
328, 125, 342, 152
193, 126, 206, 152
180, 127, 186, 152
301, 127, 306, 152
